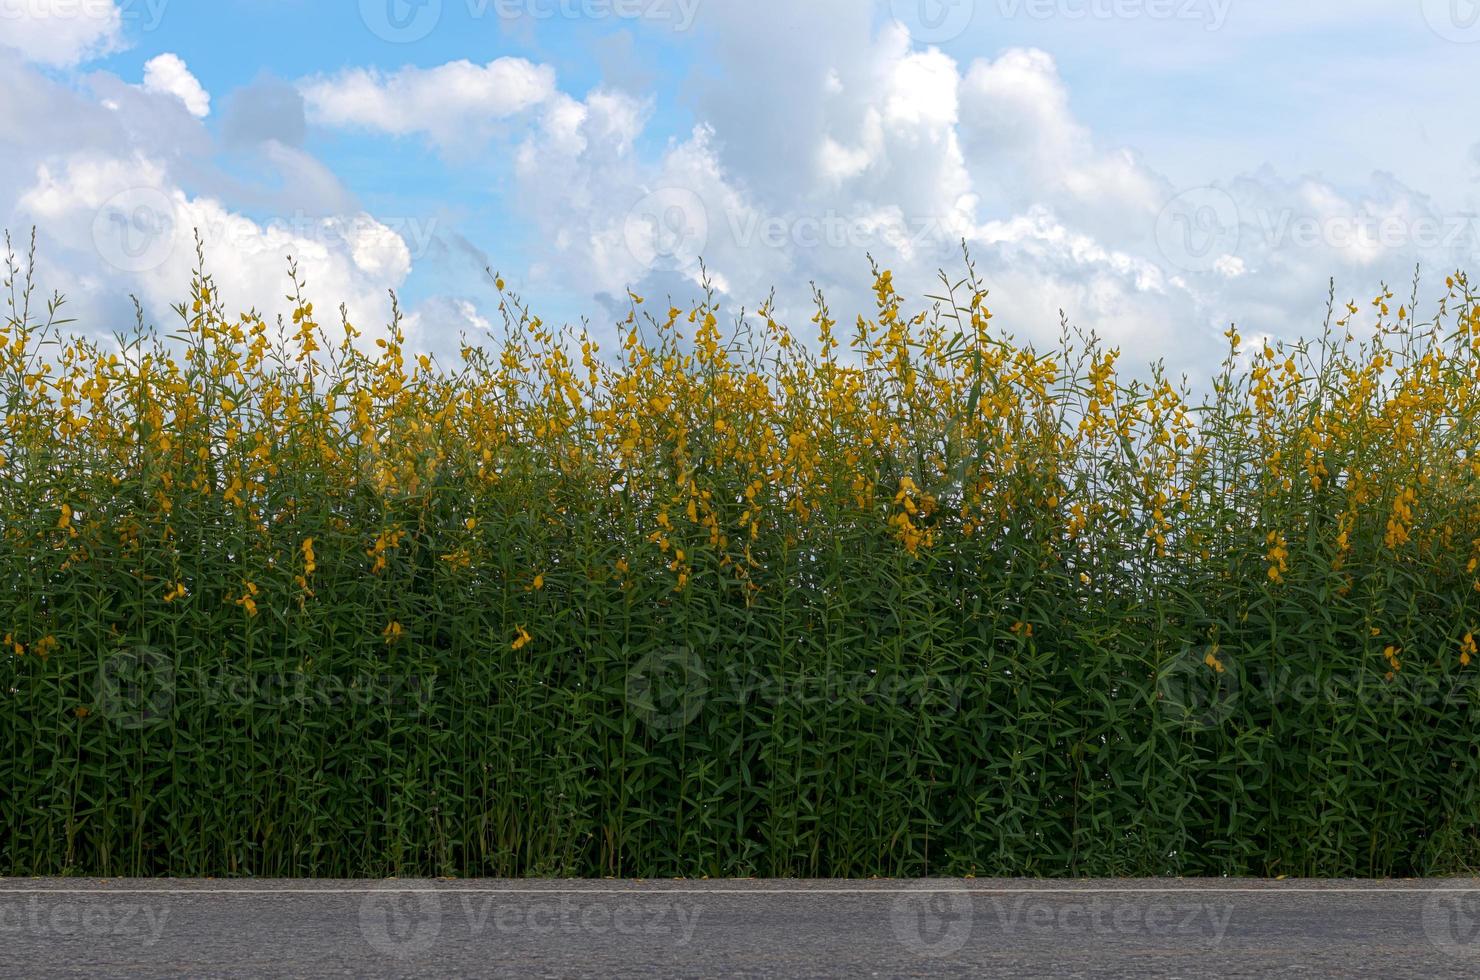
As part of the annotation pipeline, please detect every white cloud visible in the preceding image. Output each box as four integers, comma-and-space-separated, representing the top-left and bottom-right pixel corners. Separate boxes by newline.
17, 153, 410, 335
141, 54, 210, 118
1214, 255, 1246, 278
487, 4, 1475, 380
1, 0, 1472, 381
403, 296, 495, 362
527, 98, 768, 300
0, 0, 125, 67
883, 44, 959, 131
300, 58, 557, 149
0, 49, 427, 347
958, 48, 1163, 239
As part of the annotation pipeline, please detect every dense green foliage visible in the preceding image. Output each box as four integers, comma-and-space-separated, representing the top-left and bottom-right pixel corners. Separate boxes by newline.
4, 248, 1480, 877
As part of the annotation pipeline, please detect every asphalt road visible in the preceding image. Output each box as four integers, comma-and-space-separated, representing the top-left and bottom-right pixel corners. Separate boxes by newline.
3, 878, 1480, 978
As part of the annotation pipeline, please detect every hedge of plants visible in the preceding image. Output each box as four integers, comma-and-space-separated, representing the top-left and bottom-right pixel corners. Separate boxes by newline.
3, 242, 1479, 877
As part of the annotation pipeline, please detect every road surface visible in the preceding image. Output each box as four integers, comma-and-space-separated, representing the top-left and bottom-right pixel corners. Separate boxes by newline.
3, 878, 1479, 977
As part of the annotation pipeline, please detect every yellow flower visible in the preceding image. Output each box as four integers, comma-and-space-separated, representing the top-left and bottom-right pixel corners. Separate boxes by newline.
532, 573, 545, 591
163, 581, 188, 603
1462, 633, 1477, 668
235, 581, 260, 618
1265, 531, 1289, 583
382, 621, 405, 645
511, 626, 532, 651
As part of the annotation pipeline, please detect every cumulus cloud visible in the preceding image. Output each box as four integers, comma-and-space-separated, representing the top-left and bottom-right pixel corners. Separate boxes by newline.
0, 51, 418, 342
958, 48, 1163, 244
475, 3, 1475, 380
403, 295, 495, 363
499, 15, 1179, 360
300, 58, 557, 149
16, 153, 411, 332
0, 0, 126, 67
1, 0, 1471, 380
141, 54, 210, 119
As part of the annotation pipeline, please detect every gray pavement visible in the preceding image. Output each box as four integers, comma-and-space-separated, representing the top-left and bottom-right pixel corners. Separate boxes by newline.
2, 878, 1479, 977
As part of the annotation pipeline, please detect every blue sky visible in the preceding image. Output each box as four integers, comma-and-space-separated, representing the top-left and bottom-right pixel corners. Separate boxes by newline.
3, 0, 1478, 376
